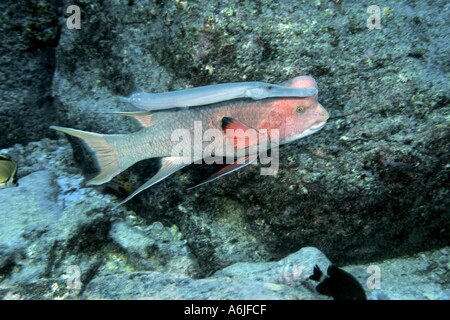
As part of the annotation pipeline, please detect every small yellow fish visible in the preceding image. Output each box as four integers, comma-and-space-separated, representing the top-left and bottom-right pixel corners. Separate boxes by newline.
0, 154, 17, 188
105, 175, 137, 195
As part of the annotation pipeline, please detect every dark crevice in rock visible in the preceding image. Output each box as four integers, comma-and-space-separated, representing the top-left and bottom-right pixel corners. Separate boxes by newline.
0, 1, 64, 148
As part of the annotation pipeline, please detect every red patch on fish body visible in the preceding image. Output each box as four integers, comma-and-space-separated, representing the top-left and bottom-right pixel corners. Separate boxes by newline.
254, 76, 327, 143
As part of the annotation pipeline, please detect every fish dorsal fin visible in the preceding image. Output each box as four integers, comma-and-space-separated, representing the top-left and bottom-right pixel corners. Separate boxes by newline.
221, 117, 259, 149
188, 154, 257, 190
113, 156, 190, 208
106, 111, 154, 128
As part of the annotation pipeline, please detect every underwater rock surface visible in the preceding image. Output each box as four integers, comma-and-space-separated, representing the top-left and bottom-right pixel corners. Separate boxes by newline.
344, 247, 450, 300
50, 0, 449, 268
0, 140, 199, 297
0, 2, 62, 148
0, 139, 448, 300
83, 272, 315, 300
81, 246, 450, 300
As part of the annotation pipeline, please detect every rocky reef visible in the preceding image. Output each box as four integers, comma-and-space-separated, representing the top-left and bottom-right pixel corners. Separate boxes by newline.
0, 0, 448, 299
0, 2, 61, 147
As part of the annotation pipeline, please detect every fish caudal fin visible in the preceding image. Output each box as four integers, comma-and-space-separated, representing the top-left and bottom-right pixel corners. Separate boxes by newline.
50, 126, 121, 185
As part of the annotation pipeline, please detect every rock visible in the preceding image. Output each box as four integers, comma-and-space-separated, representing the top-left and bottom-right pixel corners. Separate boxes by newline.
343, 247, 450, 300
0, 140, 200, 298
176, 198, 270, 274
109, 221, 200, 277
84, 246, 331, 300
110, 222, 157, 260
0, 1, 62, 148
0, 241, 330, 299
111, 0, 449, 267
0, 278, 80, 300
0, 166, 114, 285
26, 0, 448, 269
52, 0, 184, 134
0, 171, 61, 280
215, 247, 330, 286
83, 271, 315, 300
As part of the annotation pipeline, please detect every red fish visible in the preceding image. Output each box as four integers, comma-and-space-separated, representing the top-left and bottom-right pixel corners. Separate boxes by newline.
51, 76, 329, 206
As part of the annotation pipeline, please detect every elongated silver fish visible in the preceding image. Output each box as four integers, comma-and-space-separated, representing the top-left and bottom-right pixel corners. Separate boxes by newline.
52, 76, 329, 206
119, 81, 318, 111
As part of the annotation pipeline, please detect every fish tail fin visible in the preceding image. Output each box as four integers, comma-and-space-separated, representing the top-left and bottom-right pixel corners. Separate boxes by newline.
50, 126, 122, 185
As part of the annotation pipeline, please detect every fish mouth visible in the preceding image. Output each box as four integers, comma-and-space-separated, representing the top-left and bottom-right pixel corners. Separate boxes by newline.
282, 120, 327, 144
301, 120, 327, 137
309, 120, 327, 131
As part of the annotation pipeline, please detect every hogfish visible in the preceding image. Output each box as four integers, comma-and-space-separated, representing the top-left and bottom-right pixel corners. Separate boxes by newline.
51, 76, 329, 206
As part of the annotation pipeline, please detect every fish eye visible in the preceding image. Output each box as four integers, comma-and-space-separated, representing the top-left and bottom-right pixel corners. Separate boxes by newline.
296, 106, 305, 114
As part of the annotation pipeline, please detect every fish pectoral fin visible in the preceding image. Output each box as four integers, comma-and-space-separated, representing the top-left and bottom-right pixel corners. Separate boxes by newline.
222, 117, 259, 148
113, 156, 190, 208
105, 111, 154, 128
188, 154, 257, 190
